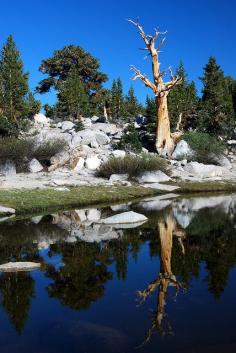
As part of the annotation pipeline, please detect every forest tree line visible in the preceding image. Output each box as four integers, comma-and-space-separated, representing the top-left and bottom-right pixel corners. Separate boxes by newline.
0, 34, 235, 138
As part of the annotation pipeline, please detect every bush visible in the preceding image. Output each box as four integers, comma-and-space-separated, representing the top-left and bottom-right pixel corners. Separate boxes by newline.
33, 139, 67, 165
184, 132, 225, 164
114, 123, 142, 153
0, 137, 66, 170
0, 138, 34, 165
97, 153, 168, 179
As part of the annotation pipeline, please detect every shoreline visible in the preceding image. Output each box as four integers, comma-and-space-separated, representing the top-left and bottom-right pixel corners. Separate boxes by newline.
1, 180, 236, 217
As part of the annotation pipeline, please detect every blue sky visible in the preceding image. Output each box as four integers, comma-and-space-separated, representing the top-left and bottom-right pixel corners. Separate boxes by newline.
0, 0, 235, 106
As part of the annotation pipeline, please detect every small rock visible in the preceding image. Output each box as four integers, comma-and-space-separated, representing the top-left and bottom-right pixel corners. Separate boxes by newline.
109, 174, 129, 182
55, 187, 70, 192
112, 150, 126, 158
137, 170, 170, 183
28, 159, 44, 173
91, 115, 100, 123
0, 205, 15, 215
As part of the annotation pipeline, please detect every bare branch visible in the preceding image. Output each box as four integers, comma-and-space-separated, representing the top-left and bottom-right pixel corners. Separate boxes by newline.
130, 65, 156, 92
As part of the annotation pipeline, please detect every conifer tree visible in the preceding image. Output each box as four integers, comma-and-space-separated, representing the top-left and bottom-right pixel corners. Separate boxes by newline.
109, 78, 125, 118
0, 35, 28, 121
200, 56, 234, 135
56, 69, 89, 120
168, 62, 198, 129
124, 86, 141, 117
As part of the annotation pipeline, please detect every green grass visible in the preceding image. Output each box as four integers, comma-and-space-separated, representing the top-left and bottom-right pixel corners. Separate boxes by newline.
0, 186, 160, 216
175, 181, 236, 193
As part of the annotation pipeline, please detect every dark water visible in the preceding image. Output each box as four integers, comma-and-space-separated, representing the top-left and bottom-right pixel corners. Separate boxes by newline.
0, 194, 236, 353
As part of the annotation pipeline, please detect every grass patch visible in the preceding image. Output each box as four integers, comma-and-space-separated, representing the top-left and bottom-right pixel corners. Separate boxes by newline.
175, 181, 236, 193
0, 186, 160, 216
97, 154, 168, 179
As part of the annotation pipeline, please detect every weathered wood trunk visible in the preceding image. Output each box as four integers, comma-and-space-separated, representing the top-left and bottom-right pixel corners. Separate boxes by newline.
158, 214, 174, 275
156, 95, 175, 157
129, 19, 183, 158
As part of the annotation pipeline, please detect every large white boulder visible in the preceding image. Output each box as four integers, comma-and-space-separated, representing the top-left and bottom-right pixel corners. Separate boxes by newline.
90, 123, 120, 135
61, 121, 75, 131
34, 113, 49, 125
184, 162, 226, 178
209, 154, 232, 169
137, 170, 170, 183
0, 161, 16, 175
28, 158, 44, 173
97, 211, 147, 225
75, 129, 110, 147
172, 140, 193, 160
85, 156, 101, 170
36, 129, 72, 147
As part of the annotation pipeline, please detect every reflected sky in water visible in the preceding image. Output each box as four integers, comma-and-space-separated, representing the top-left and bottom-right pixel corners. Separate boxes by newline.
0, 194, 236, 352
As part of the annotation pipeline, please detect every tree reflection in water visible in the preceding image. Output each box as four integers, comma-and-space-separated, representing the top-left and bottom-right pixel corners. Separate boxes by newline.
137, 211, 186, 343
0, 272, 35, 334
0, 197, 236, 342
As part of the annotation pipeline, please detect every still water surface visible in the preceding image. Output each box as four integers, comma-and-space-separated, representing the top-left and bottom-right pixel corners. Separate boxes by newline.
0, 194, 236, 353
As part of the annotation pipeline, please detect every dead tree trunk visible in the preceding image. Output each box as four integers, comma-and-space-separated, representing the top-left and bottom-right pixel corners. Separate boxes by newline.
129, 19, 183, 157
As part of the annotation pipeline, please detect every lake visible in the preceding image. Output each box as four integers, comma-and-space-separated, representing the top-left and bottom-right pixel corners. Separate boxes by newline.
0, 193, 236, 353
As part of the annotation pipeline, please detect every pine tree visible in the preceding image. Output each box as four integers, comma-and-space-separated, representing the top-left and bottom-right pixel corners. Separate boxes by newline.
124, 86, 141, 117
110, 78, 125, 119
145, 95, 156, 133
0, 35, 28, 121
200, 56, 235, 135
168, 61, 198, 130
56, 69, 89, 121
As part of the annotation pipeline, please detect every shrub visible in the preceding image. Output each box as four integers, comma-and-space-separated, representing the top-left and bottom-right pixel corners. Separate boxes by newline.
0, 137, 66, 170
184, 132, 225, 164
97, 153, 168, 179
114, 123, 142, 153
33, 139, 67, 165
0, 137, 35, 168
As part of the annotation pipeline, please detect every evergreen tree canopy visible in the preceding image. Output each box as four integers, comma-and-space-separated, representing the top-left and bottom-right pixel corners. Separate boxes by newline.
0, 35, 29, 121
200, 56, 235, 135
56, 69, 89, 120
168, 61, 198, 130
110, 78, 124, 118
124, 86, 142, 117
37, 45, 108, 97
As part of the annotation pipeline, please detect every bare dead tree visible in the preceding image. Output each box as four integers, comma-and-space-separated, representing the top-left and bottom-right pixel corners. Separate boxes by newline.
129, 19, 183, 157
